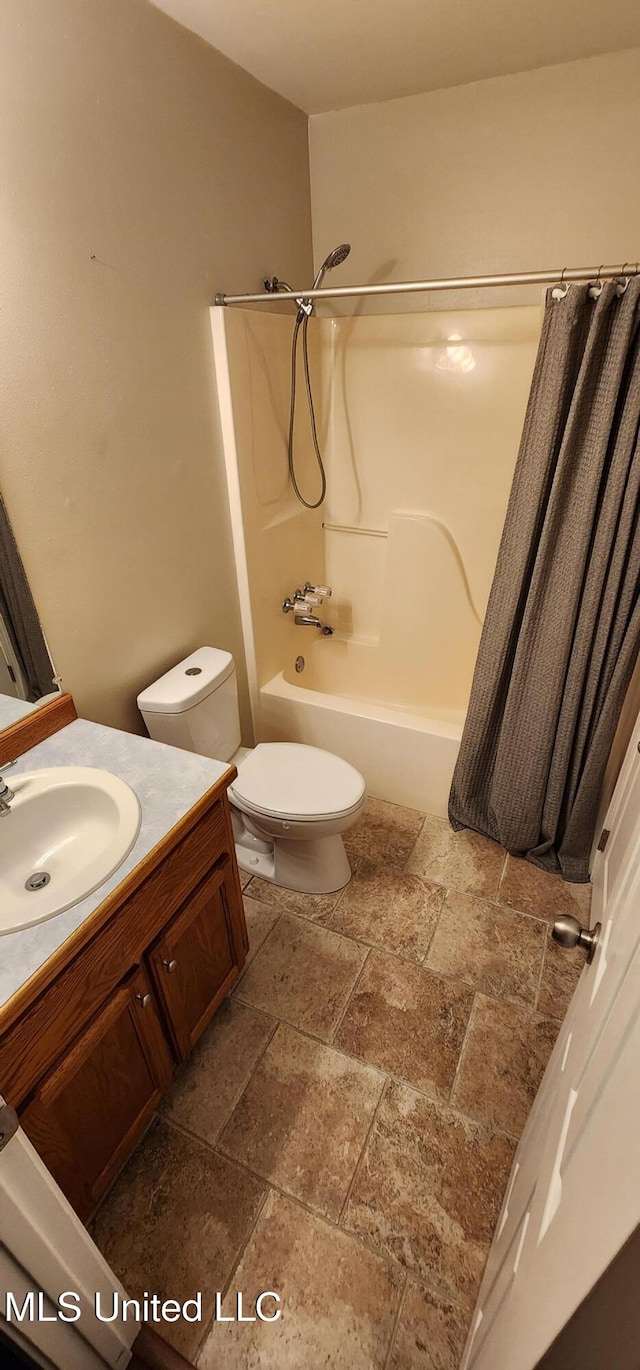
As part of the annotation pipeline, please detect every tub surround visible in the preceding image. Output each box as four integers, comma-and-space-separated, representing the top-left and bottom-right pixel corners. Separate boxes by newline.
211, 303, 542, 815
0, 717, 232, 1013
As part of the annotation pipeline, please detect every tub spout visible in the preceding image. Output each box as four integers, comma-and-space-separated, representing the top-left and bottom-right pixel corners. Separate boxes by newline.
294, 612, 326, 630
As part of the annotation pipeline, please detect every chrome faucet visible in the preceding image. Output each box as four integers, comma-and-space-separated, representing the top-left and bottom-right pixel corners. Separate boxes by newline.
282, 585, 334, 635
293, 612, 333, 636
0, 775, 15, 816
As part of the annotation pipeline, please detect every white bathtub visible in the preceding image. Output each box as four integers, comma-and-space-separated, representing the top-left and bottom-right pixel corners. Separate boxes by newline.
258, 639, 465, 817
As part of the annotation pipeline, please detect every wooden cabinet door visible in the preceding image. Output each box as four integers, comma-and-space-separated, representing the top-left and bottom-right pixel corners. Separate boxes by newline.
20, 966, 172, 1220
148, 858, 241, 1060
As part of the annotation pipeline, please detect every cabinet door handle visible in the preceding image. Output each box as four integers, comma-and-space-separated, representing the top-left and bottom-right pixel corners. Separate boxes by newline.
162, 958, 178, 973
135, 992, 152, 1008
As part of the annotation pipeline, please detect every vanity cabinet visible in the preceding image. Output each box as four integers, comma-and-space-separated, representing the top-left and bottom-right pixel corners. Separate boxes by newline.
0, 762, 248, 1222
20, 967, 173, 1219
148, 858, 239, 1060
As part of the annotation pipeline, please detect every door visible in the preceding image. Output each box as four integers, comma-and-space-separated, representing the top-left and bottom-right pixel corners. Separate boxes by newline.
462, 711, 640, 1369
0, 613, 28, 700
0, 1098, 137, 1368
148, 858, 239, 1060
21, 966, 172, 1220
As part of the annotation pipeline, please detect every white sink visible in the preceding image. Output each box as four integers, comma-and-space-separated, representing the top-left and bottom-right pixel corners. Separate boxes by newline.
0, 767, 141, 936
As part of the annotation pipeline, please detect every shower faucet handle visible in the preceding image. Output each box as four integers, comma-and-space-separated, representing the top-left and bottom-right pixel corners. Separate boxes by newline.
304, 582, 332, 598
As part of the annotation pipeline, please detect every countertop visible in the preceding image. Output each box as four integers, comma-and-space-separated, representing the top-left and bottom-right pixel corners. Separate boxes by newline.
0, 718, 232, 1012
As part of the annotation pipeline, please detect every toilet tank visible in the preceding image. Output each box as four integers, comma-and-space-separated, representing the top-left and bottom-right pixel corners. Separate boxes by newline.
137, 646, 241, 762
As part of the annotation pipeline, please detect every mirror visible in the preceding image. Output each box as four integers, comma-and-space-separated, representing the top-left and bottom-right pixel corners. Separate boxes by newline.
0, 492, 58, 709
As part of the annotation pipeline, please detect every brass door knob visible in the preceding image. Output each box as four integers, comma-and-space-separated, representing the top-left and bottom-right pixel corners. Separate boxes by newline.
135, 992, 152, 1008
162, 958, 178, 973
552, 914, 601, 964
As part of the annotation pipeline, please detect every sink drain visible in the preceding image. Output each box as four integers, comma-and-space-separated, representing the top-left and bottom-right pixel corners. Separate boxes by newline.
25, 871, 51, 892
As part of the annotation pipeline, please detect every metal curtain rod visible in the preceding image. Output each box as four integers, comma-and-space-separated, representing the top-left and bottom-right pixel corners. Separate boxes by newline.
215, 262, 639, 307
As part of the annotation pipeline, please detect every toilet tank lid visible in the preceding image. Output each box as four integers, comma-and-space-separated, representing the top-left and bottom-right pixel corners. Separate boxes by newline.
137, 647, 235, 715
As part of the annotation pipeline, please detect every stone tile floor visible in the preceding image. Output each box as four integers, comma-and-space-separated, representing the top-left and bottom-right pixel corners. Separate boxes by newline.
90, 798, 589, 1369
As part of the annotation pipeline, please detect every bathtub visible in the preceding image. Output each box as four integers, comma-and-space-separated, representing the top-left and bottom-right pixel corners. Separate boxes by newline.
258, 638, 465, 817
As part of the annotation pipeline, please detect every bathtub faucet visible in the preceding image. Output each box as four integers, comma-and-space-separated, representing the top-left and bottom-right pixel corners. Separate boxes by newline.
294, 612, 333, 636
282, 596, 333, 635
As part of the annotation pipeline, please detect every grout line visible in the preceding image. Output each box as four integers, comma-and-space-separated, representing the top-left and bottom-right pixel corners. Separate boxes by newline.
220, 1183, 271, 1304
231, 990, 360, 1051
337, 1075, 389, 1226
383, 1273, 409, 1370
233, 960, 521, 1138
497, 848, 509, 893
533, 926, 549, 1015
327, 946, 373, 1044
232, 911, 283, 990
192, 1196, 272, 1360
216, 1012, 280, 1141
189, 1183, 274, 1358
448, 992, 479, 1105
418, 885, 448, 964
203, 1144, 427, 1291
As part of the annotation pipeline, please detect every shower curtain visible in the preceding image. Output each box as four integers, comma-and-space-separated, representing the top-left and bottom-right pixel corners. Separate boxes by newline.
449, 279, 640, 882
0, 495, 55, 700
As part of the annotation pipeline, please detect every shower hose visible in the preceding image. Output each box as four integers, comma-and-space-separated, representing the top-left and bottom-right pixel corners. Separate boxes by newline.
288, 310, 327, 510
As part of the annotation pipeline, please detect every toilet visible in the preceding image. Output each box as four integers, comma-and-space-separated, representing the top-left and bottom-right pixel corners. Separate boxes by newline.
137, 647, 366, 894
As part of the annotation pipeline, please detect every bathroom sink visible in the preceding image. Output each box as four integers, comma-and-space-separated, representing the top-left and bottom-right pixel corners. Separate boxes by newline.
0, 767, 141, 936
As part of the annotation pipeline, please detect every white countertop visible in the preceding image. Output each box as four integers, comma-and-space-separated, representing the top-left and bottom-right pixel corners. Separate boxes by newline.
0, 718, 232, 1012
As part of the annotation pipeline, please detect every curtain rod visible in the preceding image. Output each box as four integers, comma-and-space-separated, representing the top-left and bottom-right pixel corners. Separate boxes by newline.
215, 263, 639, 307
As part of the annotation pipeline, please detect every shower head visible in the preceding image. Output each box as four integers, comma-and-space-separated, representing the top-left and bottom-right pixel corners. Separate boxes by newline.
313, 242, 351, 290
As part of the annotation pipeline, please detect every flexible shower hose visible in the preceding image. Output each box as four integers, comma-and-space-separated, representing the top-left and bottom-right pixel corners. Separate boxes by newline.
287, 311, 327, 509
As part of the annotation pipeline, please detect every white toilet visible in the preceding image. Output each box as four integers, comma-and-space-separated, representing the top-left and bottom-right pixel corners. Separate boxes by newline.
137, 647, 366, 894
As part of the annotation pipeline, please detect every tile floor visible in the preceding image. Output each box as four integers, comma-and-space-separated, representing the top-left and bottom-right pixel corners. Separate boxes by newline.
90, 798, 589, 1369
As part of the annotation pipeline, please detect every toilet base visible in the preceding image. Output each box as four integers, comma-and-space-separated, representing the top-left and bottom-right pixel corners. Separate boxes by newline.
235, 832, 352, 894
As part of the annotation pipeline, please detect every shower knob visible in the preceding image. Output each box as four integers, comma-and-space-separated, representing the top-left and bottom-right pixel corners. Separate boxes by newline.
304, 582, 332, 598
551, 914, 601, 964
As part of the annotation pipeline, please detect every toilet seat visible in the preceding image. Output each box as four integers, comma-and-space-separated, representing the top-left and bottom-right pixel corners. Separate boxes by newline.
229, 742, 365, 823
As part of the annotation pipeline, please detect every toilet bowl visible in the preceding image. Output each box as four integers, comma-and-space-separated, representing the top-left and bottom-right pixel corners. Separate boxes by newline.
229, 741, 365, 892
137, 647, 365, 894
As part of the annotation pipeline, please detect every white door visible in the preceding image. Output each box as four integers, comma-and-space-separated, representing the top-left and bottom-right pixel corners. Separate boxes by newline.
0, 613, 28, 700
0, 1106, 138, 1368
462, 712, 640, 1370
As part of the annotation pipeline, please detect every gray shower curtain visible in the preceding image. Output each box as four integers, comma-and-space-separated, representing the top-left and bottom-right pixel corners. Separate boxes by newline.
449, 278, 640, 882
0, 495, 55, 700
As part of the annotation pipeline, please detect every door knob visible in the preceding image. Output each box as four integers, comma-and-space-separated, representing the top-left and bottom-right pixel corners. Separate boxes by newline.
552, 914, 601, 964
162, 958, 178, 973
136, 992, 152, 1008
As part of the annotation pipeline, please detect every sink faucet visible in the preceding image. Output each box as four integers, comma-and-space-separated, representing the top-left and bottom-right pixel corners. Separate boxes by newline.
0, 775, 15, 816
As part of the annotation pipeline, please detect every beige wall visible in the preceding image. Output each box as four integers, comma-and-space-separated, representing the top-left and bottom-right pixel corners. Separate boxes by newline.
0, 0, 312, 735
309, 49, 640, 312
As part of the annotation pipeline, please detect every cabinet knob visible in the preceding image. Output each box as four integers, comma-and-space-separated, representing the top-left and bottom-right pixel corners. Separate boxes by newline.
135, 992, 152, 1008
162, 958, 178, 973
